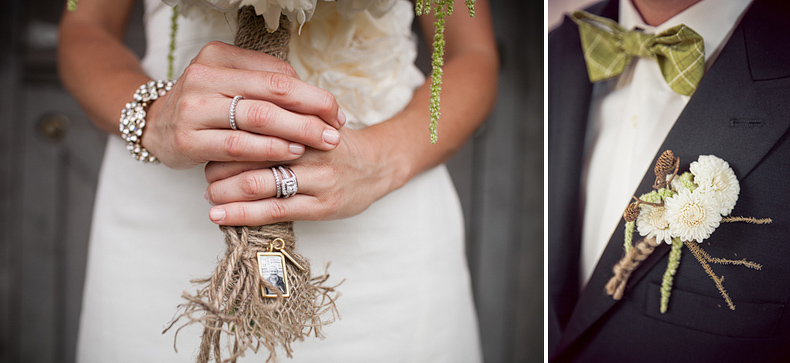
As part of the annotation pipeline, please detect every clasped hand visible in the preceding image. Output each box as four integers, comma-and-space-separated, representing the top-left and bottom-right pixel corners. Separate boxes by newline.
143, 42, 390, 225
144, 41, 345, 169
204, 126, 393, 226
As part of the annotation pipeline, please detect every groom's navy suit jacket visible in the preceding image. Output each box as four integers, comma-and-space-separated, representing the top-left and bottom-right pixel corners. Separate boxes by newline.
549, 0, 790, 361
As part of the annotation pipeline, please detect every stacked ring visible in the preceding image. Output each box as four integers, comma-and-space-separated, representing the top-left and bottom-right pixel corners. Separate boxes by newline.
271, 166, 298, 198
272, 166, 282, 197
229, 95, 242, 130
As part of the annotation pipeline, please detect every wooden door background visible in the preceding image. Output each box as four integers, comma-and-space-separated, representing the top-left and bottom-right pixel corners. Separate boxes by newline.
0, 0, 543, 362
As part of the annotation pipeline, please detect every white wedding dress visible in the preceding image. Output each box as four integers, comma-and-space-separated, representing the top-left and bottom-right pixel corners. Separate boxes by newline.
76, 0, 481, 362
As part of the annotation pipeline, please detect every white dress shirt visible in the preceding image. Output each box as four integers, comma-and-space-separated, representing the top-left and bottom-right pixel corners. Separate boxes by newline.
579, 0, 753, 288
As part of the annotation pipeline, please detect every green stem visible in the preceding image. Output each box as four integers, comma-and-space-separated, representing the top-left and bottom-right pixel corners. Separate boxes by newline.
623, 221, 634, 254
465, 0, 476, 16
168, 6, 179, 80
427, 1, 451, 144
418, 0, 476, 144
415, 0, 426, 15
660, 237, 683, 314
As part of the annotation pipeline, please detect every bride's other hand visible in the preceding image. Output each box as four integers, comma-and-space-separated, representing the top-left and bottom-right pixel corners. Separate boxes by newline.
202, 0, 498, 226
204, 127, 392, 225
58, 0, 345, 169
143, 42, 346, 168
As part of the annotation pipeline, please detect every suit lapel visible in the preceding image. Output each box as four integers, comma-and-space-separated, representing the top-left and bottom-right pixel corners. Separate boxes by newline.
556, 0, 790, 355
547, 0, 619, 339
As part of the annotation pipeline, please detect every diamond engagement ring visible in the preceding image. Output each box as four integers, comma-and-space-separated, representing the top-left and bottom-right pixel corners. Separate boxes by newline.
229, 95, 242, 130
271, 166, 298, 198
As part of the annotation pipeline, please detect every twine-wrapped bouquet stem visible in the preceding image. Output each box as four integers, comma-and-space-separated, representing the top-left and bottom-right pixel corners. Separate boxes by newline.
166, 8, 338, 363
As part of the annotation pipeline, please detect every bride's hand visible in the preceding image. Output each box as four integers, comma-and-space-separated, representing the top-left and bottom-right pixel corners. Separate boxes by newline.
203, 127, 397, 225
143, 41, 347, 169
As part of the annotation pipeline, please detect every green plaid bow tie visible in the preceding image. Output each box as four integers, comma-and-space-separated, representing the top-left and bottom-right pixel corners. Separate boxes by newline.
571, 10, 705, 96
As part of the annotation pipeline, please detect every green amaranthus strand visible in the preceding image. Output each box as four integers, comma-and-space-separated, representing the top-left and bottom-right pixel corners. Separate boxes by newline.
416, 0, 476, 144
428, 3, 448, 144
465, 0, 475, 16
623, 221, 634, 254
660, 237, 683, 313
415, 0, 426, 15
168, 5, 179, 80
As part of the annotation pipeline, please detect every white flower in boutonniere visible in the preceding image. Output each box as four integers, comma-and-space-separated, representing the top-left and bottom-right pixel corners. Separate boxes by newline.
606, 150, 771, 314
690, 155, 740, 215
636, 204, 673, 245
664, 187, 722, 243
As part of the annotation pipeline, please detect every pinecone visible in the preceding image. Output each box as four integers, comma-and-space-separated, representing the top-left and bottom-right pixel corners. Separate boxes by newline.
623, 202, 641, 222
653, 150, 678, 189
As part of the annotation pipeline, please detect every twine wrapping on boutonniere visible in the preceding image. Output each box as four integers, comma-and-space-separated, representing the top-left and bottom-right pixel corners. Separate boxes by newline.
605, 150, 772, 313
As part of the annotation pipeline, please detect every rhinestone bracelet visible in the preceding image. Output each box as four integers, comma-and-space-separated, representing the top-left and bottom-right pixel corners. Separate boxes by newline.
119, 80, 175, 163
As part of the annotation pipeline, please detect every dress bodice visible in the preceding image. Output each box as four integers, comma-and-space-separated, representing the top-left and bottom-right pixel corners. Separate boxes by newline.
141, 0, 424, 129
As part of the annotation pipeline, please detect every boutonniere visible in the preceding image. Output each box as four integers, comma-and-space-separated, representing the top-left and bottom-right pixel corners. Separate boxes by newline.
605, 150, 772, 313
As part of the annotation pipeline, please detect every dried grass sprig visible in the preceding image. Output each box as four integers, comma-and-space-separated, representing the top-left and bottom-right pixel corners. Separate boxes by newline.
684, 240, 736, 310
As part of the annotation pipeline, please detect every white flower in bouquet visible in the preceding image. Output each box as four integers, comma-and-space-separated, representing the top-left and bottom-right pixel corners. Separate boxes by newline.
334, 0, 398, 19
163, 0, 319, 30
162, 0, 399, 31
289, 0, 423, 129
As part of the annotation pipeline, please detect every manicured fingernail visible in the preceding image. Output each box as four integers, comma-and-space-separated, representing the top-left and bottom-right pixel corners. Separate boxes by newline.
337, 108, 347, 127
203, 190, 210, 202
289, 143, 304, 155
323, 128, 340, 145
209, 207, 226, 222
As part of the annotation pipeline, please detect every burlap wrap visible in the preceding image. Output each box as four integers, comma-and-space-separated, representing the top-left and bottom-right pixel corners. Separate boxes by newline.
235, 7, 292, 62
166, 8, 339, 363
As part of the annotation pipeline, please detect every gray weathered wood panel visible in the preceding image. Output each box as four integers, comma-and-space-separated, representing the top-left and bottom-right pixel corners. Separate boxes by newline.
436, 1, 543, 361
1, 1, 25, 362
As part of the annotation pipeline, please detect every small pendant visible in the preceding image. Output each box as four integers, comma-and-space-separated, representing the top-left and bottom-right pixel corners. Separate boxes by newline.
257, 251, 291, 298
256, 238, 305, 299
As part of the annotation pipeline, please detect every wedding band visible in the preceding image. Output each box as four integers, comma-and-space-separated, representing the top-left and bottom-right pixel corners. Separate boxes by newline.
272, 166, 282, 198
229, 95, 243, 130
271, 166, 298, 198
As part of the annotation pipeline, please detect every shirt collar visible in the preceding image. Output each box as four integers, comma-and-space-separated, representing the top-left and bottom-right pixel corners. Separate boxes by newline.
619, 0, 753, 66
